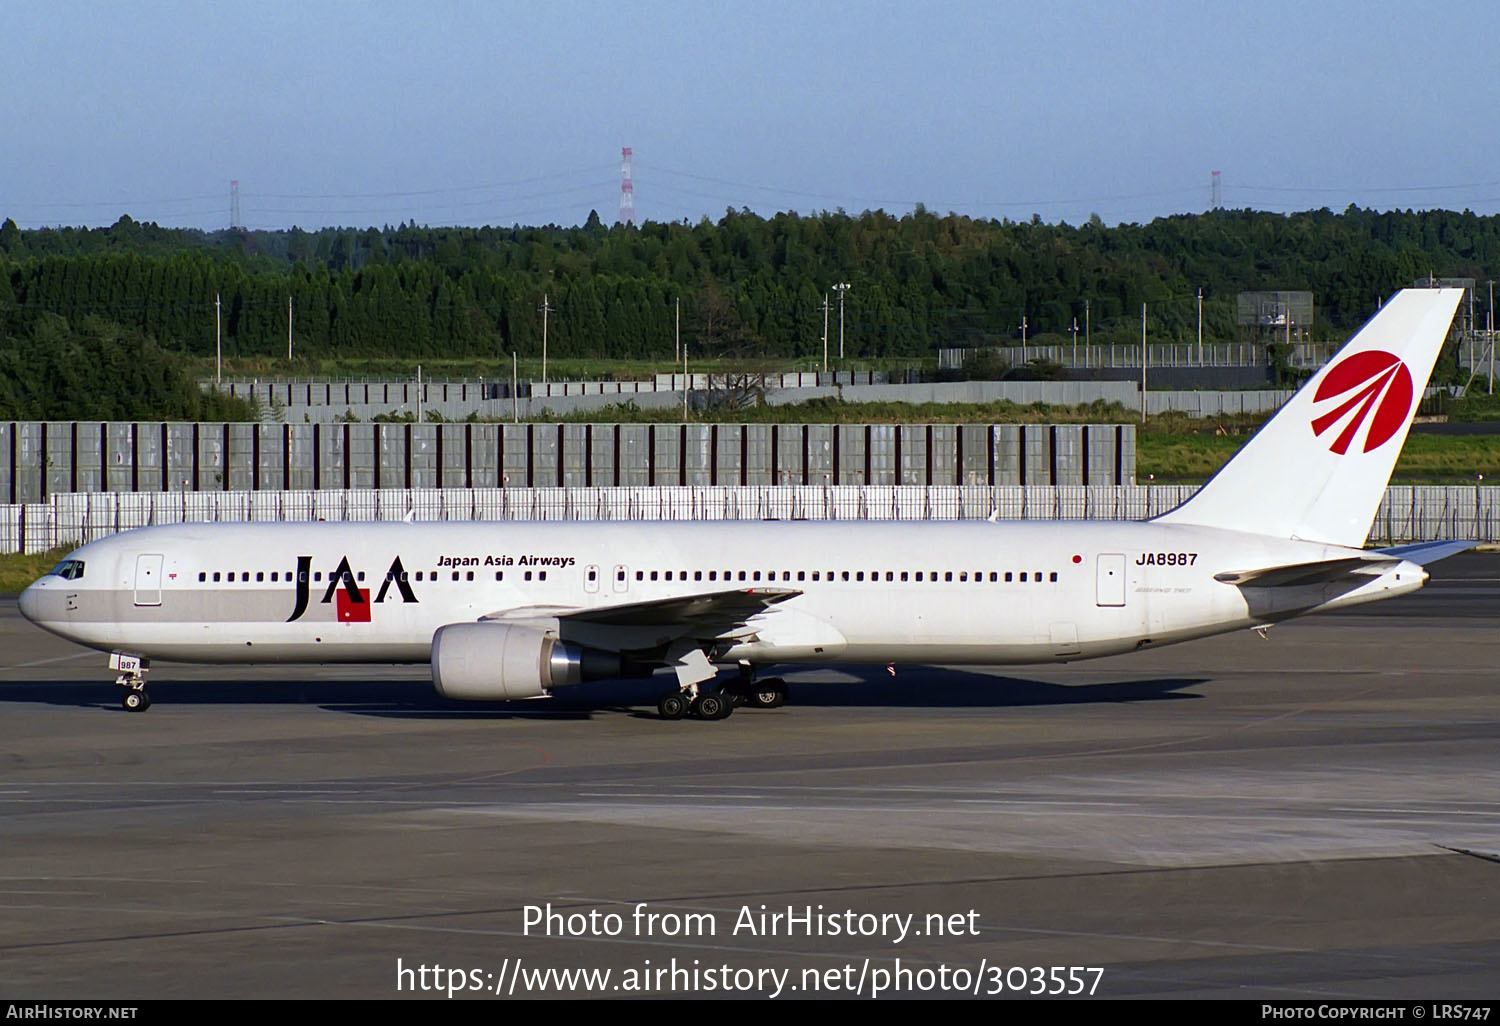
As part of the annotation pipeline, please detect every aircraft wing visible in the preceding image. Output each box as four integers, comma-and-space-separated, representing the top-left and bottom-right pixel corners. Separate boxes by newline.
1213, 555, 1398, 588
481, 587, 802, 633
557, 587, 801, 628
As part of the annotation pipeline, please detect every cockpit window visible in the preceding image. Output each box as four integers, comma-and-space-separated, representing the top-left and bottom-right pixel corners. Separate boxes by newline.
48, 559, 86, 581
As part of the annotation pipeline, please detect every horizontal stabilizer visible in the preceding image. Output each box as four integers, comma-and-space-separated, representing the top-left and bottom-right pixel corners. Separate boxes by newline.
1214, 555, 1396, 588
1373, 540, 1477, 565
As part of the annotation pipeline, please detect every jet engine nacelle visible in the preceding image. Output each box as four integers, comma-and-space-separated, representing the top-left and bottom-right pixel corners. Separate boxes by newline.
431, 621, 620, 701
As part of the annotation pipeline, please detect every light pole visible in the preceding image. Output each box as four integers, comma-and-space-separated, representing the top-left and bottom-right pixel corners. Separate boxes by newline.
538, 293, 553, 386
833, 283, 850, 361
1141, 303, 1148, 424
1196, 287, 1203, 366
822, 292, 830, 373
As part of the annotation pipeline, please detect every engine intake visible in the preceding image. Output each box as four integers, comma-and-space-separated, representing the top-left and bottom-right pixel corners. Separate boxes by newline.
431, 622, 620, 701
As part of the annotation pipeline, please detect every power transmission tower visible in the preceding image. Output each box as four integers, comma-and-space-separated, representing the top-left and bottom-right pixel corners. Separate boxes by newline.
618, 147, 634, 226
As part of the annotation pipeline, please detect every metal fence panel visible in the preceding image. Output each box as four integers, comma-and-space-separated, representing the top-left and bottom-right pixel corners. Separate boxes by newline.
250, 491, 281, 522
897, 425, 926, 486
1054, 485, 1089, 520
0, 424, 11, 504
560, 424, 589, 488
22, 505, 54, 553
806, 425, 834, 484
466, 425, 497, 489
617, 425, 650, 486
1054, 426, 1082, 486
867, 425, 895, 486
836, 425, 866, 485
71, 422, 100, 493
930, 426, 958, 486
745, 425, 773, 486
9, 483, 1500, 553
0, 504, 18, 553
225, 425, 254, 491
714, 425, 743, 486
684, 426, 713, 487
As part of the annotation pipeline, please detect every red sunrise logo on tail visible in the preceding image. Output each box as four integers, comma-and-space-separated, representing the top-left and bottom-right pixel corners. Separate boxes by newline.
1309, 350, 1415, 455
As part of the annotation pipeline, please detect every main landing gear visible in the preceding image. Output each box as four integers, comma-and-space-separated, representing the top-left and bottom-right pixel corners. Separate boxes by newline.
110, 652, 151, 712
655, 674, 789, 721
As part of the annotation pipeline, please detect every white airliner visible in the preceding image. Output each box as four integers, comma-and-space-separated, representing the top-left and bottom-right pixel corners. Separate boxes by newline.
19, 288, 1469, 718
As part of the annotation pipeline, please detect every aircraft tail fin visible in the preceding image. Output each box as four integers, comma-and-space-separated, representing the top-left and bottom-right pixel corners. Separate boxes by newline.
1154, 288, 1463, 547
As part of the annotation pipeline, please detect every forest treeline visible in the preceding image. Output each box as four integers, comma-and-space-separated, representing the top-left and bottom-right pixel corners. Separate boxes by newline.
0, 314, 256, 420
0, 206, 1497, 365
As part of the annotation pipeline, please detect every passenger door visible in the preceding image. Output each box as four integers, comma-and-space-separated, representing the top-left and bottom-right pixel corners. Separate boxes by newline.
134, 553, 164, 607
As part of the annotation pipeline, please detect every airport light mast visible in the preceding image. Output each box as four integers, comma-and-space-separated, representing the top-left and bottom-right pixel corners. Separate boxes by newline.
833, 283, 850, 360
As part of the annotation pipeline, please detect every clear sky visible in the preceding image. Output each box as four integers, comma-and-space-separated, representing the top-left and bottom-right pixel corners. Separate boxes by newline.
6, 0, 1497, 231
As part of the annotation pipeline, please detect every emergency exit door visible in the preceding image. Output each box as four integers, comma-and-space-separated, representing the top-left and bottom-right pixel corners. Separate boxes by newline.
1096, 553, 1126, 607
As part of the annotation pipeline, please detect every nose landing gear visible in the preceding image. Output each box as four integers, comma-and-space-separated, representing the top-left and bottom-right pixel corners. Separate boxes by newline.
110, 652, 152, 712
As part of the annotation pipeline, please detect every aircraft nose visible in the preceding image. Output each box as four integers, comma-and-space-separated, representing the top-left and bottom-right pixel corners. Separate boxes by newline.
18, 580, 43, 623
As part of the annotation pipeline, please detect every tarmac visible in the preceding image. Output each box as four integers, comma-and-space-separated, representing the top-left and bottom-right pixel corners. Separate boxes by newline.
1, 556, 1497, 999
